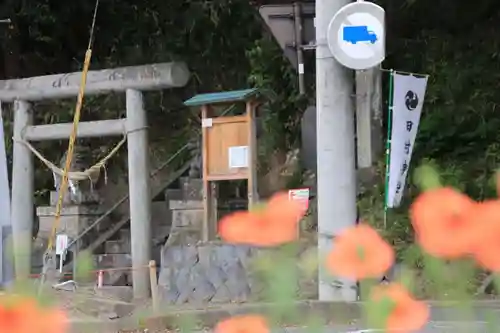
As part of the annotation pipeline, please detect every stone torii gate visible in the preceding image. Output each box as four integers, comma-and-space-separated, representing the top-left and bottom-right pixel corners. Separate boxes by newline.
0, 62, 190, 298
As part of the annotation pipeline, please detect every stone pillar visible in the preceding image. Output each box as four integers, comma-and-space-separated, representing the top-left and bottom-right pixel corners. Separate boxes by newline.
126, 89, 152, 299
169, 200, 204, 245
11, 100, 34, 279
166, 177, 208, 245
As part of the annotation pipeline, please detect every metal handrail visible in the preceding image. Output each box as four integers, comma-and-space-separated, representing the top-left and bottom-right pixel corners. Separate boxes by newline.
65, 142, 193, 250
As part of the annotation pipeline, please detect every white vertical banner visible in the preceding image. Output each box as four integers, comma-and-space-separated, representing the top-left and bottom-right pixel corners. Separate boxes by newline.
0, 103, 10, 223
387, 73, 428, 208
0, 102, 12, 286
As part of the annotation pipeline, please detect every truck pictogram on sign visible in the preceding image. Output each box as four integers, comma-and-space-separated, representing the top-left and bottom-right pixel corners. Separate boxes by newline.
342, 25, 377, 44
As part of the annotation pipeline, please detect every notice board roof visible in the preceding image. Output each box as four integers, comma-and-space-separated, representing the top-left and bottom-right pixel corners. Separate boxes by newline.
184, 88, 259, 107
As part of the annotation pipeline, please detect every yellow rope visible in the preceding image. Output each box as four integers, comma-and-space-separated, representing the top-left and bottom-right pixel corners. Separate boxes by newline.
42, 0, 101, 255
37, 0, 100, 294
46, 49, 93, 252
15, 136, 126, 182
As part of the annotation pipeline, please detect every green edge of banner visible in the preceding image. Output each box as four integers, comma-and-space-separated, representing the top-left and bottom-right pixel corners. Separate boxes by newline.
383, 70, 394, 228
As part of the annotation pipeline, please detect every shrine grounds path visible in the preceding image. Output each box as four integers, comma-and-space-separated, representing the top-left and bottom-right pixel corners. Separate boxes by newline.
68, 300, 500, 333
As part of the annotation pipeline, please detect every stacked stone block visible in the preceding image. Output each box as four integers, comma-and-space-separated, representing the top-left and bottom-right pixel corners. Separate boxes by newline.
158, 242, 318, 305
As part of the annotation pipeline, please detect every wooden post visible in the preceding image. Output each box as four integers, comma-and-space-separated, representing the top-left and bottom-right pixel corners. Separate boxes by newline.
210, 182, 218, 238
246, 101, 258, 207
201, 105, 211, 242
148, 260, 159, 312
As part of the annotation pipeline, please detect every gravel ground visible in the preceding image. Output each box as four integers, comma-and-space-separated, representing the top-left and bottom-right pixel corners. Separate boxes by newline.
78, 302, 500, 333
128, 321, 490, 333
272, 321, 491, 332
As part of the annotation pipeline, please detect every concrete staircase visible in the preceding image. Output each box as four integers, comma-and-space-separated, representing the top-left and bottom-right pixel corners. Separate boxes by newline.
33, 138, 197, 285
94, 176, 205, 286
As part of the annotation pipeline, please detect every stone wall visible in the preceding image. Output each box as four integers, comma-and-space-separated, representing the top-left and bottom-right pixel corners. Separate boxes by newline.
158, 242, 317, 305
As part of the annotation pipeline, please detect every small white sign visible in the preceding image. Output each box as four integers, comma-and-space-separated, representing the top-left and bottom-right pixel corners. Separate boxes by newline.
55, 234, 69, 255
298, 63, 305, 74
288, 188, 310, 211
228, 146, 249, 169
202, 118, 213, 128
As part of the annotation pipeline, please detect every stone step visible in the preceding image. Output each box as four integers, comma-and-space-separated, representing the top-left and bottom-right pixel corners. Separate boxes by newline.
105, 224, 170, 250
94, 253, 132, 286
94, 253, 132, 269
165, 188, 183, 202
94, 286, 134, 303
180, 177, 203, 201
74, 286, 135, 319
110, 226, 170, 250
119, 228, 130, 241
104, 240, 131, 254
171, 200, 203, 228
152, 225, 171, 245
151, 201, 171, 226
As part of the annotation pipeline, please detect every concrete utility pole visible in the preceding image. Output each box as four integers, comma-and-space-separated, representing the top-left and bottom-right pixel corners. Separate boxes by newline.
356, 68, 383, 169
316, 0, 358, 302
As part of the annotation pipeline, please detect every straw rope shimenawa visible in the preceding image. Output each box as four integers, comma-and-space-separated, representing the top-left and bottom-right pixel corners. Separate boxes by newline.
14, 136, 126, 183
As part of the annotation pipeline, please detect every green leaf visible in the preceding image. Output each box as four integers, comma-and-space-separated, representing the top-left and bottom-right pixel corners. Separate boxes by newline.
414, 163, 442, 191
74, 250, 94, 281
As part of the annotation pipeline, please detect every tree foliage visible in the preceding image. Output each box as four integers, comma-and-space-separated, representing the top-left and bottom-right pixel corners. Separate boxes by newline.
2, 0, 500, 231
360, 0, 500, 255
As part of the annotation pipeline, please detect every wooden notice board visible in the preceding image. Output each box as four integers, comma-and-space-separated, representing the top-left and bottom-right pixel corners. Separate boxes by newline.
184, 89, 260, 241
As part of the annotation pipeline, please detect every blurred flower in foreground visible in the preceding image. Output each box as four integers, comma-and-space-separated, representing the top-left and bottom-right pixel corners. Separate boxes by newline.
0, 295, 68, 333
370, 283, 429, 333
326, 224, 394, 280
410, 187, 480, 258
467, 200, 500, 271
218, 192, 306, 246
214, 315, 269, 333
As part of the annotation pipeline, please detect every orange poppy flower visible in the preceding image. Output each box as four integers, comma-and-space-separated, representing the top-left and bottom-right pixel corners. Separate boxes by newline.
38, 308, 69, 333
218, 192, 306, 247
214, 315, 269, 333
370, 283, 429, 332
326, 224, 394, 280
217, 211, 261, 245
263, 192, 307, 228
0, 297, 38, 333
467, 200, 500, 271
0, 295, 68, 333
496, 171, 500, 196
410, 187, 479, 258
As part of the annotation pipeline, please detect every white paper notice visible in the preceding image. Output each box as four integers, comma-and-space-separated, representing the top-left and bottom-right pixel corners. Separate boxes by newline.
201, 118, 213, 128
228, 146, 249, 168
